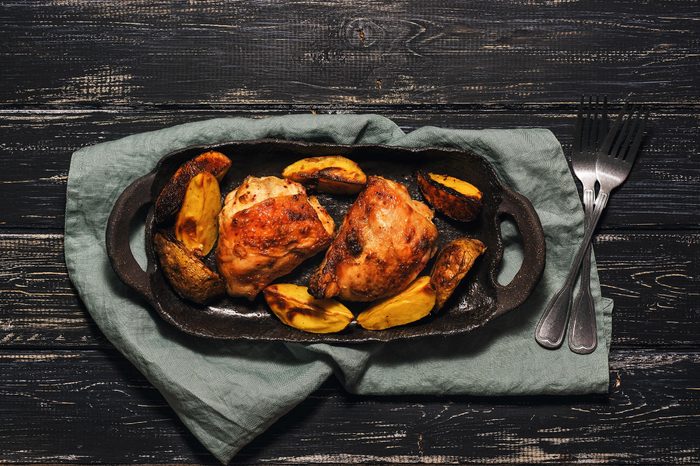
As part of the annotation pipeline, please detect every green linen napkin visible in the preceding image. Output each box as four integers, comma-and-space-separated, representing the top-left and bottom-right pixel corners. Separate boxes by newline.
65, 114, 613, 463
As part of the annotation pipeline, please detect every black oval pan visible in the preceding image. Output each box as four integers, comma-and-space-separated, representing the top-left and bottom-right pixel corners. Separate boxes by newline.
106, 140, 546, 343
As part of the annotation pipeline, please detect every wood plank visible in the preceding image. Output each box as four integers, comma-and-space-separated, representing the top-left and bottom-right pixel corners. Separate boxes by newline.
1, 107, 697, 229
0, 232, 697, 348
0, 1, 697, 106
0, 233, 105, 348
0, 348, 697, 463
596, 232, 699, 347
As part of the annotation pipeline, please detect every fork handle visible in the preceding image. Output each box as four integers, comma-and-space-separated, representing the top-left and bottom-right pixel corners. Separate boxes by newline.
568, 188, 598, 354
535, 191, 609, 349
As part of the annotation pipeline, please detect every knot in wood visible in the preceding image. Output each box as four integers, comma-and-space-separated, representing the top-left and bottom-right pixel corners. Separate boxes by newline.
343, 18, 382, 48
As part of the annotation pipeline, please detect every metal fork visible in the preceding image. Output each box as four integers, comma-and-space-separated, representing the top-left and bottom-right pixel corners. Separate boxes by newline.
535, 105, 647, 350
567, 96, 608, 354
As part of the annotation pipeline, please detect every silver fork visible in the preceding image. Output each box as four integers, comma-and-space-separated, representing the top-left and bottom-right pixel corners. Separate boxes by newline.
535, 105, 647, 350
568, 96, 608, 354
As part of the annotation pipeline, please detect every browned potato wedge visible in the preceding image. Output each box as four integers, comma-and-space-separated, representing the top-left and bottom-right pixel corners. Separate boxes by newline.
154, 232, 225, 304
430, 238, 486, 309
282, 156, 367, 194
174, 172, 221, 256
416, 171, 483, 222
264, 284, 353, 333
155, 151, 231, 224
356, 276, 436, 330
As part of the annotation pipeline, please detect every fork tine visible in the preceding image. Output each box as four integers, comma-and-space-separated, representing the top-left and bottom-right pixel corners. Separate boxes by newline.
623, 112, 647, 165
582, 96, 592, 151
600, 104, 627, 154
611, 108, 633, 157
591, 96, 599, 148
597, 96, 608, 149
620, 108, 641, 159
573, 95, 584, 154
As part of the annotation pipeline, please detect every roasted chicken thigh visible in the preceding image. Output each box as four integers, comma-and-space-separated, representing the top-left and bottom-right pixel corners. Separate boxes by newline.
309, 176, 438, 302
216, 176, 334, 299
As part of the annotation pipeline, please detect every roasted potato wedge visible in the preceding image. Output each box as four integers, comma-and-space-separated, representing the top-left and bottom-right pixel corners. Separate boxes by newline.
154, 232, 225, 304
155, 151, 231, 224
430, 238, 486, 309
264, 284, 353, 333
356, 276, 436, 330
174, 172, 221, 256
282, 156, 367, 194
416, 171, 483, 222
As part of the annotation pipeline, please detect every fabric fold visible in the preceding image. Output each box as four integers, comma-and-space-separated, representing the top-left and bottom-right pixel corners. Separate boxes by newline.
65, 114, 611, 463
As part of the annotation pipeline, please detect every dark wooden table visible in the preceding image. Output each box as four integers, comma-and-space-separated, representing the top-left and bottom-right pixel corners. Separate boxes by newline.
1, 1, 698, 463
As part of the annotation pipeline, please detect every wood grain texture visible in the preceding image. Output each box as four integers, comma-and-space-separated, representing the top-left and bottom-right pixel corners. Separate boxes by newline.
0, 233, 105, 347
0, 349, 697, 464
0, 232, 696, 348
1, 107, 697, 229
1, 0, 697, 106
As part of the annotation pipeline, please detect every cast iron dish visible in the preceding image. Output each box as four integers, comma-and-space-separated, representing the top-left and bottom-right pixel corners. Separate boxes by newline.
106, 140, 546, 343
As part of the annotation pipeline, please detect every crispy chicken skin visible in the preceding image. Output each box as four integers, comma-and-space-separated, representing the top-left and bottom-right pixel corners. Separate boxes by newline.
309, 176, 439, 302
216, 176, 334, 299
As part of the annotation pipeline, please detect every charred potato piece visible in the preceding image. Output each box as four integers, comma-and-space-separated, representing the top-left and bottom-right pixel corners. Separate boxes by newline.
416, 171, 483, 222
282, 156, 367, 194
430, 238, 486, 309
264, 284, 353, 333
155, 151, 231, 224
356, 276, 436, 330
174, 172, 221, 256
154, 232, 225, 304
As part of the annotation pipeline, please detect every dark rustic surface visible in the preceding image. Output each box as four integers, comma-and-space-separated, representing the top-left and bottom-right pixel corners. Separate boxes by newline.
0, 350, 698, 464
0, 0, 698, 464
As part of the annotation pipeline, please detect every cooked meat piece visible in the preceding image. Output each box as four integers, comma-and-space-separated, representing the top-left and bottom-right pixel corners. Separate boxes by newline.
309, 176, 438, 302
216, 176, 334, 299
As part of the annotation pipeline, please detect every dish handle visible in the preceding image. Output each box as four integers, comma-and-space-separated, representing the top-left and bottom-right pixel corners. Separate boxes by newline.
106, 172, 157, 303
491, 188, 546, 318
